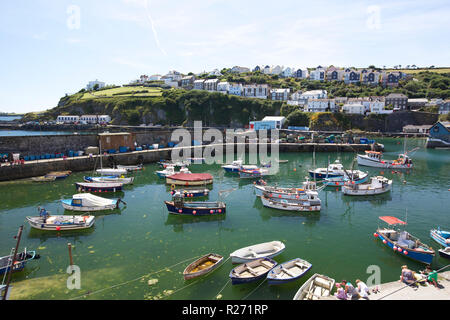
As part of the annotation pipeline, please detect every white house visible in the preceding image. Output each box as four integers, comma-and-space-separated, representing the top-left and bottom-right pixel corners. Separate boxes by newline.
343, 68, 361, 84
271, 88, 290, 101
342, 103, 365, 114
86, 80, 105, 90
193, 79, 205, 90
262, 116, 286, 129
80, 115, 111, 124
204, 79, 219, 91
280, 67, 294, 78
305, 99, 336, 113
228, 84, 243, 96
270, 65, 283, 75
309, 66, 326, 81
301, 90, 328, 100
243, 84, 269, 99
56, 115, 80, 123
209, 69, 222, 76
294, 68, 309, 79
263, 65, 272, 75
149, 74, 162, 81
217, 82, 230, 94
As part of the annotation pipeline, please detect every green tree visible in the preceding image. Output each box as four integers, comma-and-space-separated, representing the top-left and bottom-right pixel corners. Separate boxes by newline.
286, 110, 310, 127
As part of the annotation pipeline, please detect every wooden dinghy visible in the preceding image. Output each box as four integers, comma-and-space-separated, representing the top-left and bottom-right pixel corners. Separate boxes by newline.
76, 182, 123, 193
166, 173, 213, 186
293, 274, 335, 300
229, 241, 285, 264
45, 171, 72, 179
183, 253, 224, 280
430, 228, 450, 247
31, 175, 56, 182
61, 193, 124, 212
267, 258, 312, 285
0, 249, 39, 275
229, 257, 277, 285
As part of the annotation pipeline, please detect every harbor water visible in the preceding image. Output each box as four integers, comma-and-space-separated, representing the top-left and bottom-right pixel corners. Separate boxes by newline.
0, 138, 449, 300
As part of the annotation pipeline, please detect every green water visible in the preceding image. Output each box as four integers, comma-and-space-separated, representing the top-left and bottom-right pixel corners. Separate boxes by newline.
1, 138, 449, 300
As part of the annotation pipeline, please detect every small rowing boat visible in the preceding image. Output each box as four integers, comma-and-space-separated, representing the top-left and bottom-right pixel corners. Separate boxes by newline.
229, 258, 277, 285
183, 253, 224, 280
439, 247, 450, 259
229, 241, 285, 264
430, 228, 450, 247
267, 258, 312, 285
293, 274, 335, 300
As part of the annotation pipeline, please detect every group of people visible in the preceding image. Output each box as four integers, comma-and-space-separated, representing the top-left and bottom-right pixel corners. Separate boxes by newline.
400, 265, 439, 289
334, 279, 370, 300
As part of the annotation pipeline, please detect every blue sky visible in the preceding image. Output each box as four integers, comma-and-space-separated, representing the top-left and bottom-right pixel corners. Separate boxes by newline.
1, 0, 449, 113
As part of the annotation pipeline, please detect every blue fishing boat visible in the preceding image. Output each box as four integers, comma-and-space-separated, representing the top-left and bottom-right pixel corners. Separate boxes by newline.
323, 171, 368, 187
430, 228, 450, 247
229, 258, 277, 285
222, 160, 258, 173
375, 216, 435, 264
239, 167, 269, 179
164, 195, 225, 216
308, 160, 345, 180
0, 249, 39, 275
266, 258, 312, 285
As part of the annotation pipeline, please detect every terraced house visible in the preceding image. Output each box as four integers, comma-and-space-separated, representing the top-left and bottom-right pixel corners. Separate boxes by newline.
243, 84, 269, 99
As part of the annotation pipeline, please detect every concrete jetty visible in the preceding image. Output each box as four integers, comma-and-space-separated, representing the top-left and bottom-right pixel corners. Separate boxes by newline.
323, 271, 450, 300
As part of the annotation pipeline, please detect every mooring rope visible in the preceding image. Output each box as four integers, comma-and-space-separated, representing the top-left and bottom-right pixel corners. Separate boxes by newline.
163, 256, 231, 299
69, 255, 201, 300
376, 264, 450, 300
214, 279, 231, 300
241, 278, 267, 300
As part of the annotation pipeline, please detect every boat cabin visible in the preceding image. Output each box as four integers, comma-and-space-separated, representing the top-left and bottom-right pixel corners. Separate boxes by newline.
365, 151, 382, 160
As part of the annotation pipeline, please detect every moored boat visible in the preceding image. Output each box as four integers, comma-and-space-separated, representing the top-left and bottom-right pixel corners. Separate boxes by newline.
229, 241, 285, 264
116, 164, 143, 172
156, 166, 191, 178
308, 160, 345, 180
267, 258, 312, 285
166, 173, 213, 186
357, 151, 413, 169
96, 168, 128, 176
430, 228, 450, 247
164, 195, 225, 216
439, 247, 450, 259
170, 188, 210, 198
293, 274, 335, 300
183, 253, 224, 280
61, 193, 124, 212
254, 180, 307, 200
229, 257, 277, 285
45, 171, 72, 179
323, 170, 368, 187
26, 208, 95, 231
341, 176, 392, 196
375, 216, 435, 264
0, 249, 39, 275
222, 160, 258, 173
75, 182, 123, 193
84, 175, 134, 185
261, 193, 321, 212
239, 167, 269, 179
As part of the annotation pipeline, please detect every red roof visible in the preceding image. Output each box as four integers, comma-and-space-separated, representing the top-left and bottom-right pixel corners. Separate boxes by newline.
167, 173, 213, 181
379, 216, 406, 225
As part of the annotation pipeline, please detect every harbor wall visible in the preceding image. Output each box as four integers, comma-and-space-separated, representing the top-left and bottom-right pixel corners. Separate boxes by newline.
0, 143, 377, 181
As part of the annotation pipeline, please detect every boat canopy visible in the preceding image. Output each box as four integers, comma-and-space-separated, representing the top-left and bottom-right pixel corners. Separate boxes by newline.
72, 193, 115, 206
379, 216, 406, 225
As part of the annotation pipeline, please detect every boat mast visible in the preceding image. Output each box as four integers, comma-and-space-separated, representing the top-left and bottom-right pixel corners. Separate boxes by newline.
2, 225, 23, 300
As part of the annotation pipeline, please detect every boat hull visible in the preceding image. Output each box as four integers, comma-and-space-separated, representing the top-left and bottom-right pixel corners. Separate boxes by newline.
357, 154, 413, 169
439, 249, 450, 259
230, 241, 285, 264
308, 171, 342, 179
430, 229, 450, 247
293, 274, 335, 300
26, 216, 95, 231
229, 258, 277, 285
254, 185, 306, 200
75, 183, 123, 193
165, 201, 225, 216
183, 253, 224, 280
84, 176, 134, 185
376, 231, 434, 264
171, 189, 210, 198
342, 181, 392, 196
0, 251, 36, 275
266, 258, 312, 285
61, 200, 118, 212
261, 197, 320, 212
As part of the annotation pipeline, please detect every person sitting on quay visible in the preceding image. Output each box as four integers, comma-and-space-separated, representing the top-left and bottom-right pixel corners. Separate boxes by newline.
334, 281, 347, 300
420, 265, 440, 288
355, 279, 370, 299
345, 281, 360, 300
400, 265, 418, 289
